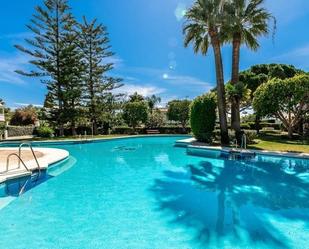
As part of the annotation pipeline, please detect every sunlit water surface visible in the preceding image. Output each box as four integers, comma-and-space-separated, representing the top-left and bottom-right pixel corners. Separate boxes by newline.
0, 136, 308, 249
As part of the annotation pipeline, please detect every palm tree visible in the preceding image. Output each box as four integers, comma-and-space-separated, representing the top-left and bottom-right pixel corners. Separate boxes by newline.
223, 0, 275, 139
146, 95, 161, 113
183, 0, 229, 144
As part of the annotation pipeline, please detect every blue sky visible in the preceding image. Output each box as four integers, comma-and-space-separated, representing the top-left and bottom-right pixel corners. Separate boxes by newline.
0, 0, 309, 108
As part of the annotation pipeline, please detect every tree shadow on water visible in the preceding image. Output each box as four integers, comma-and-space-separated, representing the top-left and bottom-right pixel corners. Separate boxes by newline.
150, 156, 309, 248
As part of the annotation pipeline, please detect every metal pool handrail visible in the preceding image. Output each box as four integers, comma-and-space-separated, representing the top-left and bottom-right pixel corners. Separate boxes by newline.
18, 143, 41, 174
4, 153, 30, 173
241, 134, 247, 150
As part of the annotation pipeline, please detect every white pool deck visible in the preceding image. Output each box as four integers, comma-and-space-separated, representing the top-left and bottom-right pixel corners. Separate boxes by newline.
0, 148, 69, 184
176, 138, 309, 159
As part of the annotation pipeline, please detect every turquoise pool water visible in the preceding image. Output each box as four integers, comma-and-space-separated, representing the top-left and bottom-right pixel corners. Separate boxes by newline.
0, 136, 308, 249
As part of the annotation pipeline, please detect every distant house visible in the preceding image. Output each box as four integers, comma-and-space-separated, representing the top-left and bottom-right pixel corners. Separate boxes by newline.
0, 104, 5, 122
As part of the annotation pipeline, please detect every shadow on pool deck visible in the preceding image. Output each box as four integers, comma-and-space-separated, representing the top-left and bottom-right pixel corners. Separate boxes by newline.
150, 157, 309, 248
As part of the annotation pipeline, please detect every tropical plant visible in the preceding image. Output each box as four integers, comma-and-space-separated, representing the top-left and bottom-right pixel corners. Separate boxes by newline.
190, 93, 217, 143
123, 101, 149, 131
223, 0, 276, 137
78, 17, 122, 135
253, 74, 309, 138
167, 99, 191, 130
184, 0, 229, 144
146, 95, 161, 113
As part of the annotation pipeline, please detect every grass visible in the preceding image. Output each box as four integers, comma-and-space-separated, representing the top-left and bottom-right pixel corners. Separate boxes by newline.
248, 132, 309, 153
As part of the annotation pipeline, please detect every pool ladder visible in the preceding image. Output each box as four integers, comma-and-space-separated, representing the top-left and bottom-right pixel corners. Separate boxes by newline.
1, 143, 41, 175
233, 134, 247, 150
230, 134, 255, 160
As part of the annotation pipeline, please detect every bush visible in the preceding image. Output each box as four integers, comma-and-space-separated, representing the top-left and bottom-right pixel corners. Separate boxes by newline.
9, 106, 38, 126
36, 126, 54, 138
190, 94, 216, 143
244, 130, 258, 144
146, 110, 165, 128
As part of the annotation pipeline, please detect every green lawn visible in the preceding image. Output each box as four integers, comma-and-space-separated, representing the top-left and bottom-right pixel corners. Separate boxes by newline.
30, 132, 309, 154
248, 133, 309, 153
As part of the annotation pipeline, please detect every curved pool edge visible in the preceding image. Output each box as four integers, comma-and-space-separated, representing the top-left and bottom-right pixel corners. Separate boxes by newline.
0, 134, 192, 146
176, 138, 309, 160
0, 148, 69, 184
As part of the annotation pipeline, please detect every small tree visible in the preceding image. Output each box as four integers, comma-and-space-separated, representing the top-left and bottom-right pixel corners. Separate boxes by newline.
146, 109, 165, 128
123, 101, 149, 131
190, 94, 217, 143
167, 99, 191, 130
253, 74, 309, 138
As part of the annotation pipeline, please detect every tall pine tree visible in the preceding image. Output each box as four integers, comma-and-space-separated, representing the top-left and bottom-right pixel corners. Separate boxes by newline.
78, 17, 122, 135
15, 0, 78, 136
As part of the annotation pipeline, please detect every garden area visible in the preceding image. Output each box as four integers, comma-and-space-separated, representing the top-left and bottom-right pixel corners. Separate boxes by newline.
0, 0, 308, 154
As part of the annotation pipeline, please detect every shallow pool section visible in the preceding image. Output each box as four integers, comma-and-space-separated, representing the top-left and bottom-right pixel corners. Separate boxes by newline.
0, 136, 308, 249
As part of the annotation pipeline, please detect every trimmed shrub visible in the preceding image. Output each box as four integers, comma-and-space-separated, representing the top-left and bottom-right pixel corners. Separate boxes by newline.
190, 94, 216, 143
36, 126, 54, 138
111, 126, 191, 135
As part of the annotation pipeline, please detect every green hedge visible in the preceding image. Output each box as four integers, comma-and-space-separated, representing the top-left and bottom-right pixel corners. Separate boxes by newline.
190, 94, 216, 143
111, 126, 191, 135
245, 122, 281, 130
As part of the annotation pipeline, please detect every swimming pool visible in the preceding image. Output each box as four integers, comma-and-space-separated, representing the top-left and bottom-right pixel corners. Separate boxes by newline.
0, 136, 308, 248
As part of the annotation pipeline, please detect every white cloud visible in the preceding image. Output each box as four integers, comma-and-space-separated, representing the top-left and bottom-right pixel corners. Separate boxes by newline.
14, 102, 43, 108
113, 83, 166, 97
103, 55, 124, 69
272, 43, 309, 69
163, 74, 213, 90
0, 53, 30, 85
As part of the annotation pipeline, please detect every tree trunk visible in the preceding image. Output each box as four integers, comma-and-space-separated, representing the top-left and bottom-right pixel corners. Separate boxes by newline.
210, 34, 229, 145
93, 121, 98, 135
288, 126, 293, 139
255, 114, 260, 134
231, 34, 241, 140
231, 98, 242, 142
71, 125, 77, 136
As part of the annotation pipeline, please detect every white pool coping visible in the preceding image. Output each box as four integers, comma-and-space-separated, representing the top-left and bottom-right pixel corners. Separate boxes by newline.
0, 148, 69, 184
176, 138, 309, 159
